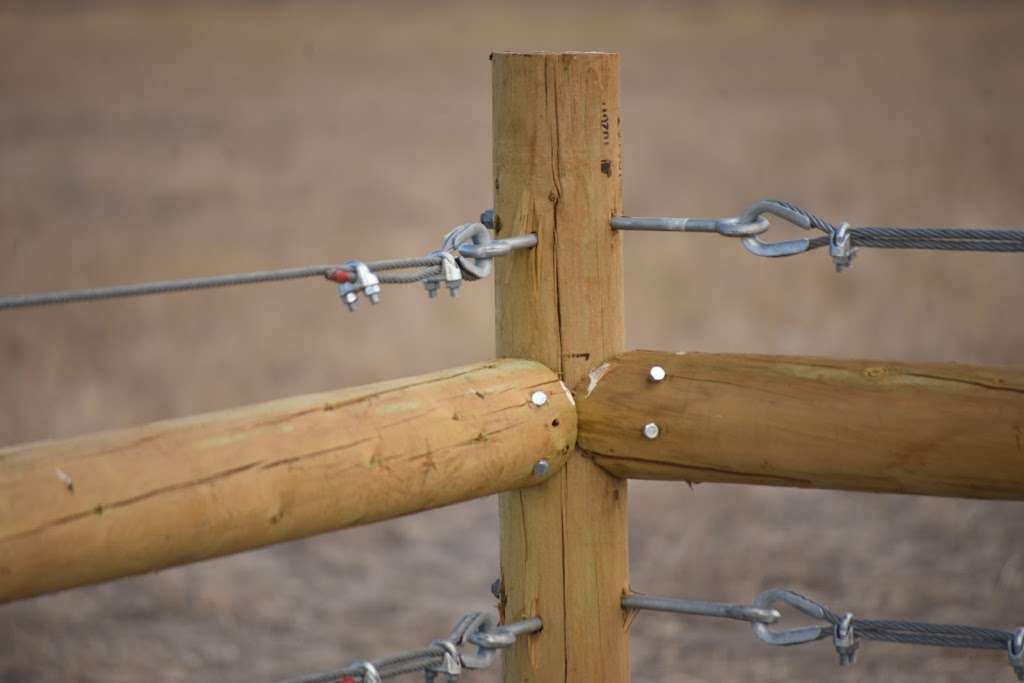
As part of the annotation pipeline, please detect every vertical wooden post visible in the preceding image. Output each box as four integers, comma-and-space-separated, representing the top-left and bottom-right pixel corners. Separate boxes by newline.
493, 52, 630, 682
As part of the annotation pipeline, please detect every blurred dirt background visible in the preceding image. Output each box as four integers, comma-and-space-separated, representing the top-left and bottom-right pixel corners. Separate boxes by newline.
1, 2, 1023, 681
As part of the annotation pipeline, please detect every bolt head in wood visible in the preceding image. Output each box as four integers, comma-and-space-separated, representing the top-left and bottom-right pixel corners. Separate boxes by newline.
648, 365, 666, 382
533, 459, 550, 477
643, 422, 660, 440
531, 391, 548, 407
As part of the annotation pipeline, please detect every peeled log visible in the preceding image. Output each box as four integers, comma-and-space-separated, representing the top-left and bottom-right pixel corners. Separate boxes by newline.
0, 359, 576, 603
577, 350, 1024, 500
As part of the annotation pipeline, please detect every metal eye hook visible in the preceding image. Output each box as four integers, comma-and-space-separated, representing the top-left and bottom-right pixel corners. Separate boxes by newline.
468, 617, 543, 650
740, 199, 818, 258
610, 214, 770, 238
456, 612, 500, 670
751, 589, 832, 646
441, 222, 493, 281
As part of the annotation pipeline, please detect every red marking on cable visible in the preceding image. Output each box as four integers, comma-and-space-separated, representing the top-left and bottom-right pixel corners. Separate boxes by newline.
327, 269, 351, 284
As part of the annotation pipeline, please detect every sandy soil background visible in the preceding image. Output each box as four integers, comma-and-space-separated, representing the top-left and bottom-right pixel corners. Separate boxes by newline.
1, 2, 1023, 681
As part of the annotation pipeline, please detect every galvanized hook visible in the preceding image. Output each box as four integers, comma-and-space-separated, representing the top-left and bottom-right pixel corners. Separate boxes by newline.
611, 214, 769, 238
751, 589, 832, 646
739, 200, 817, 258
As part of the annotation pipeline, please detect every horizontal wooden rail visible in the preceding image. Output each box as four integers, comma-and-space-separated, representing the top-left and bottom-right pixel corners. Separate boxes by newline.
577, 350, 1024, 500
0, 359, 576, 603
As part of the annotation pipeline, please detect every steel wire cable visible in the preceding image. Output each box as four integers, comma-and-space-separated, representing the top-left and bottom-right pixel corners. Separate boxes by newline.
612, 198, 1024, 270
0, 223, 536, 311
626, 589, 1024, 679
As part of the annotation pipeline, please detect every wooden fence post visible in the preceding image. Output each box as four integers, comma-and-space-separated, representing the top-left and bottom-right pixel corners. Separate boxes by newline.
493, 52, 630, 682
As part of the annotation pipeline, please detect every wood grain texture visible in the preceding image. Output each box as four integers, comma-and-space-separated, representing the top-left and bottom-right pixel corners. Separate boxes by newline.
0, 359, 576, 603
493, 52, 630, 682
577, 350, 1024, 499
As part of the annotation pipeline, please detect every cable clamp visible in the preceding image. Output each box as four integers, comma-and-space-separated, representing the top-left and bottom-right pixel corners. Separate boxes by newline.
337, 261, 380, 312
423, 251, 462, 298
833, 612, 859, 665
425, 639, 462, 681
830, 223, 857, 272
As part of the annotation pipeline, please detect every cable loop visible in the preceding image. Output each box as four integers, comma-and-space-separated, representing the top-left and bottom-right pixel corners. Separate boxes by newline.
750, 589, 831, 646
738, 199, 834, 258
441, 222, 493, 281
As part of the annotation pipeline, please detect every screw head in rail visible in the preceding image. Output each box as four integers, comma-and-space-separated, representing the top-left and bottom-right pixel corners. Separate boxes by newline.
532, 459, 550, 477
648, 365, 666, 382
643, 422, 660, 440
530, 391, 548, 407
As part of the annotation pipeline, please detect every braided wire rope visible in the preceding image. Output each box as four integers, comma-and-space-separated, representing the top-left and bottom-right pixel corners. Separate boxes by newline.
760, 198, 1024, 253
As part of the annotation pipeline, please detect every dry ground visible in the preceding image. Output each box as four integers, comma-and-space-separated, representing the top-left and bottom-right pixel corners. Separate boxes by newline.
1, 2, 1023, 681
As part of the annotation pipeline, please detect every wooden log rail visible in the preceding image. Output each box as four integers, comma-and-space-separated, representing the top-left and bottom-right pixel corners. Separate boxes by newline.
0, 359, 576, 603
576, 350, 1024, 500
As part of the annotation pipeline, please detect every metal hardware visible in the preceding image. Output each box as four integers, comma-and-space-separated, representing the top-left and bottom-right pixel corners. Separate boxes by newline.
423, 278, 441, 298
480, 209, 496, 230
467, 617, 543, 650
1010, 628, 1024, 681
352, 661, 382, 683
612, 215, 769, 238
751, 589, 831, 646
531, 391, 548, 407
338, 281, 360, 311
830, 223, 856, 272
439, 252, 462, 297
642, 422, 660, 439
424, 640, 461, 682
457, 612, 499, 670
648, 365, 666, 382
532, 459, 550, 477
622, 594, 781, 625
833, 612, 859, 665
622, 586, 1021, 678
739, 200, 818, 258
338, 260, 381, 311
441, 222, 492, 281
457, 234, 538, 259
352, 262, 381, 305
